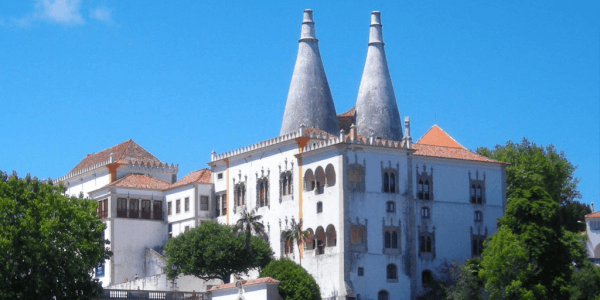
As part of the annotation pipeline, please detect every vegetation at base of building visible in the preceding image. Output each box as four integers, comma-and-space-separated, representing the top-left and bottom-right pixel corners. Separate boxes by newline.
570, 260, 600, 300
164, 221, 272, 283
259, 258, 321, 300
284, 219, 310, 266
477, 138, 589, 232
481, 187, 586, 300
233, 207, 268, 260
0, 171, 112, 300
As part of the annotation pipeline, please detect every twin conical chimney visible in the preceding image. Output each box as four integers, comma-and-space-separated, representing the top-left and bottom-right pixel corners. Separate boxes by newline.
354, 11, 402, 141
280, 10, 339, 136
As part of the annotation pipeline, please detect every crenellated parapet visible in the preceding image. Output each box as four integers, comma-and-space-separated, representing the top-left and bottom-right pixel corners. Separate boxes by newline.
55, 157, 113, 183
212, 119, 414, 162
121, 160, 178, 174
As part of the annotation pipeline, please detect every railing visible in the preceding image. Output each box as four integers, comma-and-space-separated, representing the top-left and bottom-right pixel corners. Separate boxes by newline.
96, 289, 207, 300
153, 209, 163, 220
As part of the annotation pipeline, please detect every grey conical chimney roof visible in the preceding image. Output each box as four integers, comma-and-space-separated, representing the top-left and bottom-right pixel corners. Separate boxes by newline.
355, 11, 402, 141
280, 9, 339, 136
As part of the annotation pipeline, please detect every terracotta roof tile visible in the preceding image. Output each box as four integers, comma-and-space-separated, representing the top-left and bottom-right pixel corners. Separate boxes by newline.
416, 125, 465, 149
109, 174, 171, 190
338, 107, 356, 117
169, 169, 211, 189
69, 140, 164, 174
209, 277, 280, 291
585, 211, 600, 218
413, 143, 503, 164
304, 127, 337, 140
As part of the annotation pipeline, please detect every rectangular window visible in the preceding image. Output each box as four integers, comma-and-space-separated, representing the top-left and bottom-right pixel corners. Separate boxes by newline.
117, 198, 127, 218
176, 199, 181, 214
141, 200, 151, 219
358, 267, 364, 276
185, 197, 190, 212
386, 201, 395, 212
185, 226, 190, 232
221, 194, 227, 215
129, 199, 139, 218
217, 173, 223, 179
153, 201, 163, 220
167, 201, 172, 215
200, 196, 209, 211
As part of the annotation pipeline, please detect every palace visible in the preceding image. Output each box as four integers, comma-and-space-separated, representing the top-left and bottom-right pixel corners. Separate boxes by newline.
58, 10, 506, 300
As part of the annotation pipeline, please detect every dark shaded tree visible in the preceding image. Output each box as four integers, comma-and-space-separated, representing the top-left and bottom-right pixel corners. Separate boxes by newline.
570, 260, 600, 300
0, 171, 112, 300
259, 258, 321, 300
233, 207, 268, 258
164, 221, 271, 283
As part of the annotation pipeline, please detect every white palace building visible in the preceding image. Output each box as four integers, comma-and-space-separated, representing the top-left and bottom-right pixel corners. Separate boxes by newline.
57, 10, 507, 300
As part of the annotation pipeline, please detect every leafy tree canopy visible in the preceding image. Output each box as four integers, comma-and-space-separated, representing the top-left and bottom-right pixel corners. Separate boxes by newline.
164, 221, 272, 283
0, 171, 111, 300
477, 138, 588, 232
259, 258, 321, 300
480, 187, 586, 300
570, 261, 600, 300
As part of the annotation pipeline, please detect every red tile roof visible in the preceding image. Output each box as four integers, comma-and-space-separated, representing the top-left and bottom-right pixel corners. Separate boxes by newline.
305, 127, 337, 140
416, 125, 465, 149
169, 169, 211, 189
209, 277, 280, 291
108, 174, 172, 190
69, 140, 164, 174
585, 211, 600, 218
413, 143, 502, 163
338, 106, 356, 117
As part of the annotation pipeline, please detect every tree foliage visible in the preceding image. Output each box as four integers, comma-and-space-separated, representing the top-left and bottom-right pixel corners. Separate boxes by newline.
480, 187, 586, 300
0, 171, 111, 300
477, 138, 588, 232
444, 259, 485, 300
570, 261, 600, 300
259, 258, 321, 300
285, 219, 309, 266
164, 221, 272, 283
233, 207, 268, 259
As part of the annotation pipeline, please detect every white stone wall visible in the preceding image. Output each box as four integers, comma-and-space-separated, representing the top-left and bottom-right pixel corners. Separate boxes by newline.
111, 218, 168, 284
586, 218, 600, 258
211, 282, 281, 300
64, 170, 110, 198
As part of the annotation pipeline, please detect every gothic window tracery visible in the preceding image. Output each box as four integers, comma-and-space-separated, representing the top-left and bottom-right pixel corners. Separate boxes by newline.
418, 225, 436, 260
348, 155, 366, 192
469, 170, 486, 204
381, 161, 400, 194
382, 218, 401, 255
416, 165, 433, 200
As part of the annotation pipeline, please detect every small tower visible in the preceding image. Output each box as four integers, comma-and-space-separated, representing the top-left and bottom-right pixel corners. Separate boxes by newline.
280, 9, 339, 136
355, 11, 402, 141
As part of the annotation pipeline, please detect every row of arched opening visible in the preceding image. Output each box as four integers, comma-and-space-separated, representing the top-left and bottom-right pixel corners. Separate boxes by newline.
304, 164, 336, 194
304, 225, 337, 255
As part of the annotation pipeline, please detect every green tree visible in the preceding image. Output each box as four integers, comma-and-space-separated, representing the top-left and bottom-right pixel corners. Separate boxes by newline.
0, 171, 111, 300
259, 258, 321, 300
570, 261, 600, 300
233, 207, 268, 258
285, 219, 309, 266
164, 221, 272, 283
445, 259, 485, 300
477, 138, 588, 232
480, 187, 586, 300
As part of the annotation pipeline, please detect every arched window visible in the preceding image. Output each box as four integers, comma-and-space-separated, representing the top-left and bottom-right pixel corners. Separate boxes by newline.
476, 185, 482, 204
316, 226, 325, 255
315, 167, 325, 194
390, 173, 396, 193
392, 231, 398, 249
422, 270, 433, 286
418, 180, 424, 199
378, 291, 389, 300
316, 201, 323, 213
386, 201, 395, 213
326, 224, 336, 247
426, 236, 432, 252
282, 176, 288, 196
284, 232, 293, 255
387, 264, 397, 280
305, 228, 315, 250
385, 232, 391, 248
470, 185, 476, 203
304, 169, 315, 191
383, 172, 390, 192
424, 180, 430, 200
259, 181, 268, 207
325, 164, 336, 187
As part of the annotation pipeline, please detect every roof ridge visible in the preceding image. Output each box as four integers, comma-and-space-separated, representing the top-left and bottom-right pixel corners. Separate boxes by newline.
416, 125, 466, 149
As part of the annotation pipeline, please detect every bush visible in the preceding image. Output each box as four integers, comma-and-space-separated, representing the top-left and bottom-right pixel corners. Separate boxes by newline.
259, 258, 321, 300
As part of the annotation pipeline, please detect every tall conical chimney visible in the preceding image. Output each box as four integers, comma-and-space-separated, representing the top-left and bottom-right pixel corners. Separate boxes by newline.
280, 9, 339, 136
355, 11, 402, 141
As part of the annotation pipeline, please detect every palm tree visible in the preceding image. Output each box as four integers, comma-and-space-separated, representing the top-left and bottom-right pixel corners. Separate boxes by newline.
286, 219, 310, 266
233, 207, 268, 258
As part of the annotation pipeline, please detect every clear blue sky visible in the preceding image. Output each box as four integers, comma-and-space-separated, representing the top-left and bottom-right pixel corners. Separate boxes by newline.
1, 1, 598, 206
